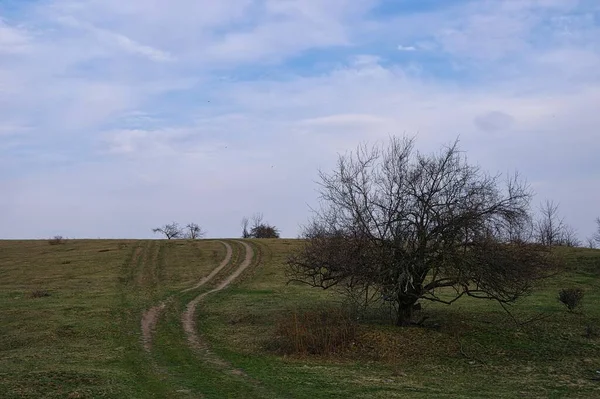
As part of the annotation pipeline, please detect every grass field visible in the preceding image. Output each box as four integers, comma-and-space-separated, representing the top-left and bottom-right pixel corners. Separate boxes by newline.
1, 239, 599, 398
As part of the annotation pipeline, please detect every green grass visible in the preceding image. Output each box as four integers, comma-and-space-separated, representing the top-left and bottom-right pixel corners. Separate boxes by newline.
0, 239, 226, 398
1, 239, 599, 398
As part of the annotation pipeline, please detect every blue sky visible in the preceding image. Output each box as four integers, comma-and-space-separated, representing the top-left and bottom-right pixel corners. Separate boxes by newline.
1, 0, 599, 240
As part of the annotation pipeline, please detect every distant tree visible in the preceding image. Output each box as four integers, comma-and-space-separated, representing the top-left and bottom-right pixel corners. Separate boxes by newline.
241, 217, 250, 238
242, 213, 280, 238
535, 200, 566, 246
185, 223, 205, 239
152, 222, 182, 239
287, 136, 555, 326
558, 225, 581, 247
592, 217, 600, 248
250, 223, 281, 239
585, 237, 596, 249
48, 235, 65, 245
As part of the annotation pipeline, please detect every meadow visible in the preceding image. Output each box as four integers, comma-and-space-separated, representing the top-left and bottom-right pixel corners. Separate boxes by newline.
0, 239, 599, 398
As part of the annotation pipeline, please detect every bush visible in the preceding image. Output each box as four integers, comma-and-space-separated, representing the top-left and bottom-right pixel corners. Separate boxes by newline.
242, 213, 281, 238
274, 307, 357, 356
558, 288, 584, 311
48, 235, 65, 245
29, 290, 51, 298
249, 224, 280, 239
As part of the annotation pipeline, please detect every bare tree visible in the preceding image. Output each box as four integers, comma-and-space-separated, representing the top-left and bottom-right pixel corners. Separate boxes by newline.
585, 237, 596, 249
152, 222, 182, 239
251, 213, 264, 230
287, 136, 554, 326
241, 217, 250, 238
185, 223, 206, 239
558, 225, 581, 247
594, 217, 600, 247
535, 200, 565, 246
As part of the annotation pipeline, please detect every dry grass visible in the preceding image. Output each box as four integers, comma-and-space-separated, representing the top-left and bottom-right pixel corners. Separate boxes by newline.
274, 307, 358, 356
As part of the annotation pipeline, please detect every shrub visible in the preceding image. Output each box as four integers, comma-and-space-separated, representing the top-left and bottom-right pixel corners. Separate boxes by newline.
30, 290, 51, 298
249, 224, 280, 239
274, 307, 357, 356
558, 288, 584, 311
242, 213, 281, 238
585, 325, 598, 339
48, 235, 65, 245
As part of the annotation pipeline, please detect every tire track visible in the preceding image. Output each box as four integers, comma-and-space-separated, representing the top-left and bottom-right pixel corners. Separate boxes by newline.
141, 241, 233, 352
182, 241, 253, 352
179, 240, 277, 399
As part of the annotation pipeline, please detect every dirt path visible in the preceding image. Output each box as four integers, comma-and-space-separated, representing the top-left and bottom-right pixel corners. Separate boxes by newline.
141, 241, 233, 352
182, 242, 234, 293
182, 241, 253, 352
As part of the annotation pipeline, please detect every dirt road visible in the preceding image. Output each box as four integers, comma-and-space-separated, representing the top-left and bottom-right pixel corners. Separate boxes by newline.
182, 241, 253, 350
141, 241, 233, 352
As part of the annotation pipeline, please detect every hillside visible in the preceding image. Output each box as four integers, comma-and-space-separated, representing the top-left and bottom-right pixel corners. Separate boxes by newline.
1, 239, 599, 398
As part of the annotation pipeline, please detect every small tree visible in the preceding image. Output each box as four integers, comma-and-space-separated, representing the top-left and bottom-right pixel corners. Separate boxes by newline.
594, 217, 600, 247
287, 136, 554, 326
535, 200, 565, 246
185, 223, 205, 239
585, 237, 596, 249
241, 217, 250, 238
152, 222, 182, 239
558, 225, 581, 247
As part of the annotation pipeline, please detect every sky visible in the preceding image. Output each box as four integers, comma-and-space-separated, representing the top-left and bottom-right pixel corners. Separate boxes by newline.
1, 0, 599, 240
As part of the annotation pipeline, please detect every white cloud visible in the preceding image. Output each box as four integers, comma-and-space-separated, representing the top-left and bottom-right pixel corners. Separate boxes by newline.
0, 20, 31, 54
54, 15, 175, 62
397, 45, 416, 51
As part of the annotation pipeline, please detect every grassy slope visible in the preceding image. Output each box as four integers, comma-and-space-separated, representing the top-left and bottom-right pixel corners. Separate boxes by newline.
0, 239, 226, 398
201, 240, 600, 398
1, 239, 599, 398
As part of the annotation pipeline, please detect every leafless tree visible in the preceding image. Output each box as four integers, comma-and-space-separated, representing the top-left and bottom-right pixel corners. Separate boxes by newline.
558, 225, 581, 247
241, 217, 250, 238
152, 222, 182, 239
287, 136, 555, 326
535, 200, 565, 246
585, 237, 596, 249
185, 223, 205, 239
594, 217, 600, 247
251, 213, 264, 230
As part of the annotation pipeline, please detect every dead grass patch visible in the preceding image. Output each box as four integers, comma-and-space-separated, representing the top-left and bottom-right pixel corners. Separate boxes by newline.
273, 307, 358, 356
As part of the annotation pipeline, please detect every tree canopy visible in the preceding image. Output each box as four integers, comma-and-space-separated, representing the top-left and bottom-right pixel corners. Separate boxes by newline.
287, 136, 555, 325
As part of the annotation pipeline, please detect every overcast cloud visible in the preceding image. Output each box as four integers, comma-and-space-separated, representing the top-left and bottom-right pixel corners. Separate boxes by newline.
1, 0, 599, 239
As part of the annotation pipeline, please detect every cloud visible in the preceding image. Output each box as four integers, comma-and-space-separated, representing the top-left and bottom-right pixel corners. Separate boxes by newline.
474, 111, 515, 132
0, 0, 599, 240
0, 19, 31, 53
397, 45, 416, 51
54, 15, 175, 62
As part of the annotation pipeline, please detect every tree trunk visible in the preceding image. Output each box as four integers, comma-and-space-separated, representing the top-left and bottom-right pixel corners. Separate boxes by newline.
395, 295, 418, 326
